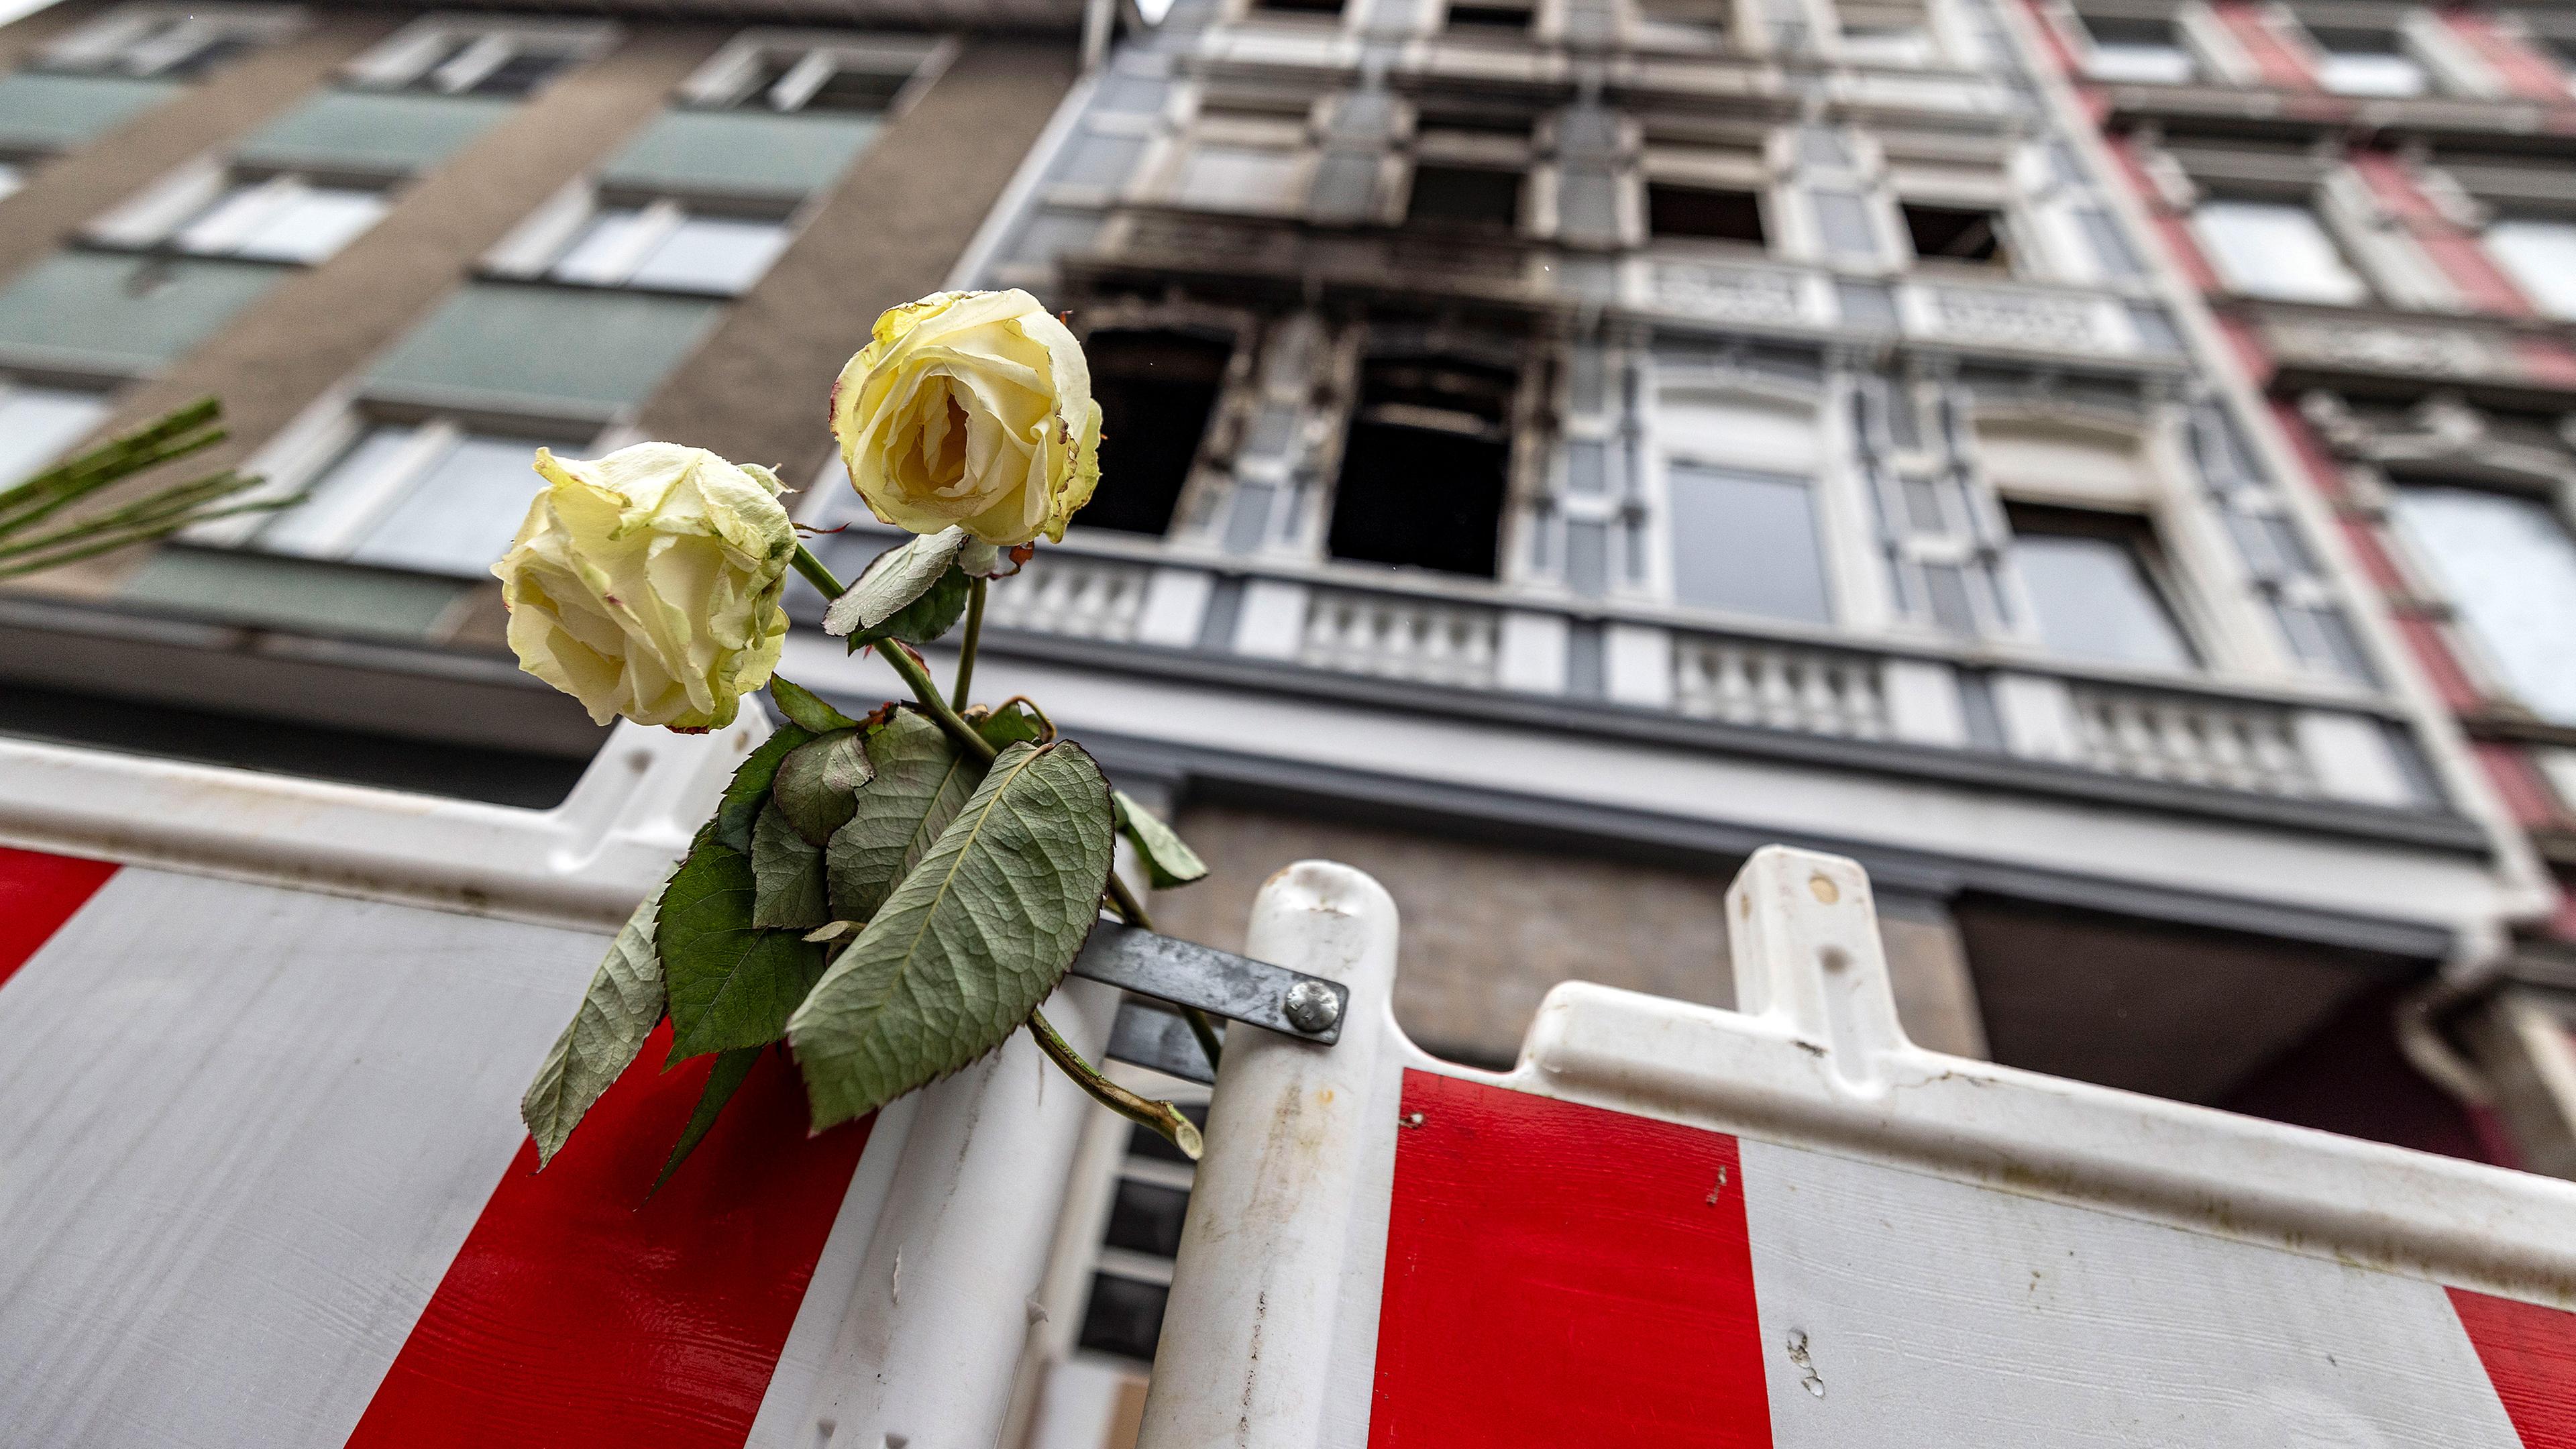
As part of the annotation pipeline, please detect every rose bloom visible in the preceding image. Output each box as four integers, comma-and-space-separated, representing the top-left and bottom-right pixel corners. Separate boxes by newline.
830, 289, 1103, 547
492, 443, 795, 731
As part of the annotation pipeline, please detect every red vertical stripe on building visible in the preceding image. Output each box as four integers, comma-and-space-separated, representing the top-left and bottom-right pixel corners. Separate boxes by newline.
1370, 1071, 1773, 1449
2347, 152, 2540, 319
345, 1027, 871, 1449
0, 845, 117, 987
2449, 1287, 2576, 1449
2440, 13, 2576, 105
2209, 1, 2314, 87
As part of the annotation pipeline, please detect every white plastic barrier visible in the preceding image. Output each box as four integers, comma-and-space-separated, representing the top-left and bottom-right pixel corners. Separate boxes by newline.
0, 722, 1110, 1449
1142, 848, 2576, 1449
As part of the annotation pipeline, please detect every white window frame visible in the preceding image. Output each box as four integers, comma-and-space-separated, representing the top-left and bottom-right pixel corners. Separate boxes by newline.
0, 370, 117, 488
2372, 460, 2576, 724
34, 3, 305, 79
340, 14, 618, 97
86, 154, 394, 264
1150, 93, 1320, 219
195, 388, 612, 568
482, 180, 805, 298
676, 30, 952, 116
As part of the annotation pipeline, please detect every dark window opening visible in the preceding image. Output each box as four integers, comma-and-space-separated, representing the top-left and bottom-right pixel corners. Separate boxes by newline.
1081, 329, 1232, 537
1405, 164, 1522, 231
1902, 202, 2007, 266
1448, 0, 1533, 28
1076, 1274, 1169, 1362
1648, 183, 1767, 244
1327, 356, 1516, 578
407, 45, 574, 98
1255, 0, 1346, 16
1102, 1177, 1191, 1258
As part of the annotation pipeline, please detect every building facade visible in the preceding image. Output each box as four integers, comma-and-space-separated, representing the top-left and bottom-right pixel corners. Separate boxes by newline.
2019, 0, 2576, 1181
0, 0, 2563, 1443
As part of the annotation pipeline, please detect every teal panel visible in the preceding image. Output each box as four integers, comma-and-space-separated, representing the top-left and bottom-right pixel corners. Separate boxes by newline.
237, 90, 517, 175
117, 548, 468, 641
0, 72, 181, 150
0, 253, 282, 372
366, 284, 720, 413
602, 109, 881, 197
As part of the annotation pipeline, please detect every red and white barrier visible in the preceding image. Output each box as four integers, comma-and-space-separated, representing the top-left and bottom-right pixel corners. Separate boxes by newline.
1142, 849, 2576, 1449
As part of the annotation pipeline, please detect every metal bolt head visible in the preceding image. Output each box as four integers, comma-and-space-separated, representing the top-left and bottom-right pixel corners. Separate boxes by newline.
1283, 979, 1342, 1034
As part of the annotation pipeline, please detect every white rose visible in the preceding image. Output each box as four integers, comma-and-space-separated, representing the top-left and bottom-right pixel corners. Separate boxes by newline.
830, 288, 1103, 547
492, 443, 795, 731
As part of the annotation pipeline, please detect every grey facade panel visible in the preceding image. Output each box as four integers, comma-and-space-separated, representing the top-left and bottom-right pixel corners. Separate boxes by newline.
0, 252, 282, 372
602, 109, 883, 198
366, 284, 721, 414
235, 91, 517, 176
0, 72, 180, 150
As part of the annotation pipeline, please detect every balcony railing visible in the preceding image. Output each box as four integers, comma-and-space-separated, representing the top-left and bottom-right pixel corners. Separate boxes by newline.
835, 540, 2436, 818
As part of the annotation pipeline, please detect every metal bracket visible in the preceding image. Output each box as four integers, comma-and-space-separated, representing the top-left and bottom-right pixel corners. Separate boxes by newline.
1071, 923, 1350, 1085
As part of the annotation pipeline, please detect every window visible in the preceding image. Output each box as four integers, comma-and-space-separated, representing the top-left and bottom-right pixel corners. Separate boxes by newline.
1668, 466, 1831, 622
1405, 164, 1521, 231
0, 158, 23, 205
35, 3, 303, 80
342, 19, 615, 100
168, 174, 390, 264
1253, 0, 1345, 17
1901, 202, 2008, 266
2007, 504, 2196, 669
1447, 0, 1534, 31
0, 379, 110, 488
256, 418, 592, 577
1073, 1108, 1207, 1363
545, 199, 790, 296
2390, 483, 2576, 722
678, 34, 941, 115
2485, 217, 2576, 321
2310, 32, 2428, 97
1173, 104, 1309, 215
1327, 355, 1516, 578
1835, 0, 1937, 64
1081, 330, 1232, 537
2081, 16, 2194, 83
1649, 184, 1765, 244
2191, 199, 2367, 304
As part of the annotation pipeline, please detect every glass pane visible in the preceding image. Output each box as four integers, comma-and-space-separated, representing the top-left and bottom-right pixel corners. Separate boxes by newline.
0, 160, 20, 203
1101, 1178, 1191, 1258
0, 385, 109, 487
2487, 219, 2576, 322
1175, 145, 1302, 213
2392, 484, 2576, 723
2014, 532, 2194, 669
347, 431, 581, 576
231, 186, 390, 263
628, 215, 789, 294
1666, 465, 1831, 623
174, 181, 288, 255
2316, 50, 2425, 97
2192, 201, 2367, 305
2087, 40, 2194, 83
258, 423, 420, 553
549, 207, 653, 284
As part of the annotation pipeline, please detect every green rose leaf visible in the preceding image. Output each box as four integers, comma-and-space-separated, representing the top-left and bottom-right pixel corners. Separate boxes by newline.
716, 722, 815, 854
659, 823, 830, 1059
651, 1045, 760, 1195
824, 710, 984, 922
789, 740, 1117, 1130
1112, 790, 1208, 890
751, 802, 830, 928
848, 564, 971, 649
769, 675, 859, 734
824, 527, 967, 639
771, 727, 873, 846
522, 882, 667, 1167
977, 699, 1046, 751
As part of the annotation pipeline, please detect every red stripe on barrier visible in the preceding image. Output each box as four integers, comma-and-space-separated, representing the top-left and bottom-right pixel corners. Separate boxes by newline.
0, 845, 117, 986
2451, 1287, 2576, 1449
346, 1028, 871, 1448
1370, 1071, 1773, 1449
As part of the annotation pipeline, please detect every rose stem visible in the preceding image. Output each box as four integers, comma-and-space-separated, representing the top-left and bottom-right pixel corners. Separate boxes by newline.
796, 543, 1224, 1076
1030, 1008, 1202, 1161
951, 576, 986, 711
